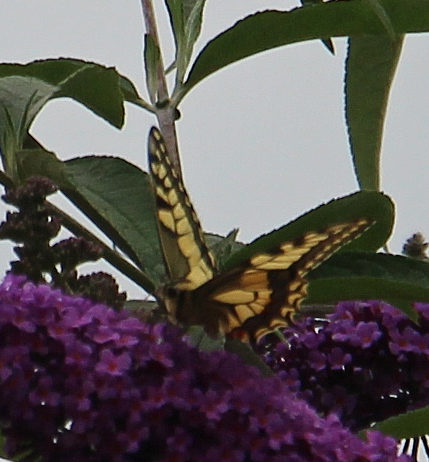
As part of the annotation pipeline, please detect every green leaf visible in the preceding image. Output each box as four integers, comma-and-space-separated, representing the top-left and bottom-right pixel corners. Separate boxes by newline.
205, 229, 244, 269
0, 103, 21, 182
16, 148, 70, 187
144, 34, 162, 104
224, 339, 273, 377
123, 299, 166, 322
223, 191, 394, 271
307, 251, 429, 322
186, 325, 225, 351
370, 405, 429, 440
63, 156, 165, 287
367, 0, 396, 38
180, 0, 207, 80
345, 34, 404, 190
0, 59, 139, 127
0, 76, 57, 181
0, 59, 142, 181
165, 0, 185, 55
124, 299, 157, 312
299, 0, 335, 54
183, 0, 429, 96
166, 0, 207, 83
118, 73, 143, 106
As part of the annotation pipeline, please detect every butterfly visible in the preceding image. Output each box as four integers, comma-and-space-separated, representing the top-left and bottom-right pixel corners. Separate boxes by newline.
148, 127, 373, 342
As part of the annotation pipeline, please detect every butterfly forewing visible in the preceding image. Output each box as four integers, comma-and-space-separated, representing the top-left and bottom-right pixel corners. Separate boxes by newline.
148, 127, 216, 290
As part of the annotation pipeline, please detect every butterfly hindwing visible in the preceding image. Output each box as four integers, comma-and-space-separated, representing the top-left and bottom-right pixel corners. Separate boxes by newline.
148, 127, 216, 290
180, 220, 372, 341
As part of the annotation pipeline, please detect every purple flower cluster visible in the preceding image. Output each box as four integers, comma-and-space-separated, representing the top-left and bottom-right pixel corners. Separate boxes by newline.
0, 275, 407, 462
259, 300, 429, 431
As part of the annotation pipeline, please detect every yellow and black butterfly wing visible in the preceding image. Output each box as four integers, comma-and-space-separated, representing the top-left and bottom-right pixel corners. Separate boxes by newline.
148, 127, 216, 291
185, 219, 372, 341
148, 127, 373, 342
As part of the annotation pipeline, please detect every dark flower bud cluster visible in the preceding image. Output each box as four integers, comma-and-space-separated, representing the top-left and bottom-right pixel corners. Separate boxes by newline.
68, 271, 126, 311
53, 236, 104, 271
0, 275, 408, 462
258, 300, 429, 432
4, 176, 58, 209
402, 232, 429, 260
0, 177, 125, 309
0, 177, 61, 281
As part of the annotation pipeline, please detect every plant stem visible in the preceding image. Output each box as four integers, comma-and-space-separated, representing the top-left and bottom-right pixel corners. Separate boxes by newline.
131, 97, 156, 113
140, 0, 182, 176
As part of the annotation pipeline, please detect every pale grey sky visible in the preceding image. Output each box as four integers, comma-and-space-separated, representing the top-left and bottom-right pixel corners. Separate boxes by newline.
1, 1, 429, 297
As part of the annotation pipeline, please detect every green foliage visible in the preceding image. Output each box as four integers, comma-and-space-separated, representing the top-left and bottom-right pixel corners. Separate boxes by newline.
183, 0, 429, 97
370, 406, 429, 440
205, 229, 244, 270
0, 59, 142, 184
307, 251, 429, 321
225, 338, 274, 377
63, 157, 164, 287
1, 0, 429, 447
299, 0, 335, 54
0, 1, 424, 316
144, 34, 162, 105
0, 1, 423, 317
345, 34, 404, 190
165, 0, 207, 83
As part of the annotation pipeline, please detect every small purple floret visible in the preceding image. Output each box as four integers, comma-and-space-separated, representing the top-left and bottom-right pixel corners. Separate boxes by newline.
260, 299, 429, 432
0, 276, 407, 462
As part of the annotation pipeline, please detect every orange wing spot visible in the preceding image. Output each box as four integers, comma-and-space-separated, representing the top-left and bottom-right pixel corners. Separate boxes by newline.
227, 328, 250, 343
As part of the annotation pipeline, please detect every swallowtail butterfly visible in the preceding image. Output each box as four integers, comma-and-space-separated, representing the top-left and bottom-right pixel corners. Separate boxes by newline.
148, 127, 372, 342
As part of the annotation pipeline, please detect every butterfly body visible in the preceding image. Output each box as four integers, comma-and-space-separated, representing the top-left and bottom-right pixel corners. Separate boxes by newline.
148, 127, 372, 342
